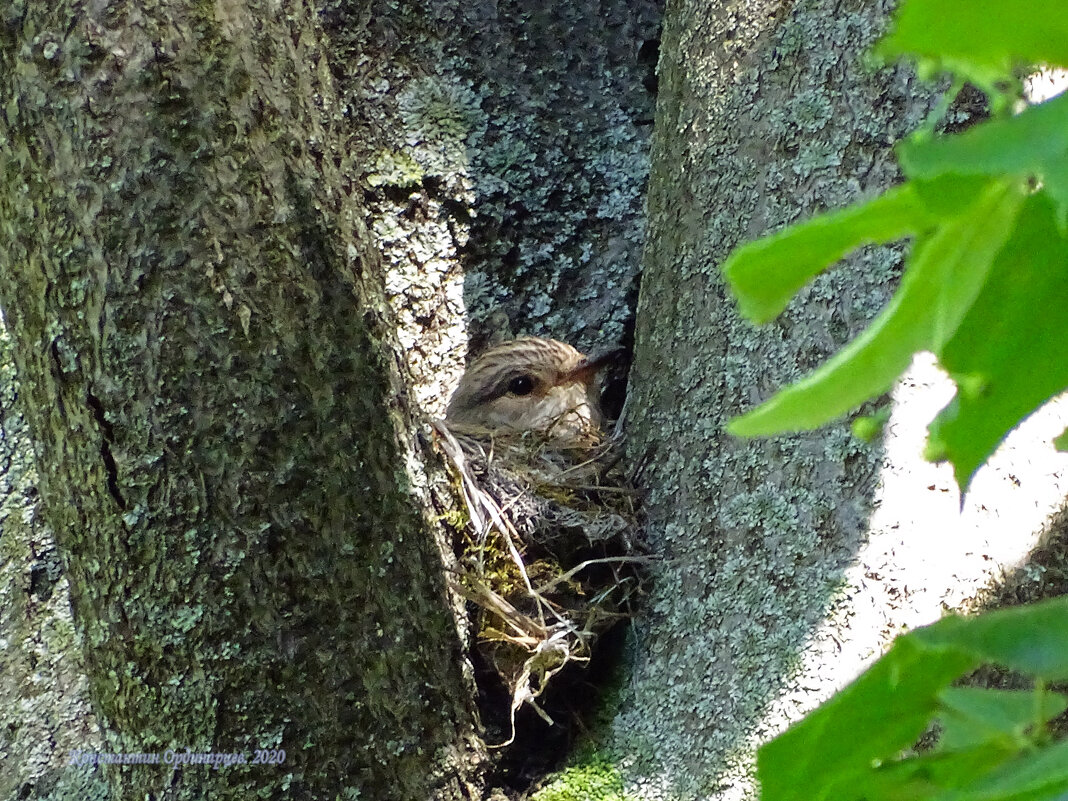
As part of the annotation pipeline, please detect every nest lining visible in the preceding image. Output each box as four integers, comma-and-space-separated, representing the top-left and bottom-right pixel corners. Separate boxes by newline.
433, 419, 646, 746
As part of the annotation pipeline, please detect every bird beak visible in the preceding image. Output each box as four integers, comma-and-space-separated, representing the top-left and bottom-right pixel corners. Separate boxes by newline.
565, 347, 625, 384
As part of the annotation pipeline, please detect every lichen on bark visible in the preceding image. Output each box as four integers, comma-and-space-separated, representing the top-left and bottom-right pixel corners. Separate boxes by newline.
0, 1, 484, 798
616, 0, 944, 797
0, 318, 110, 800
319, 0, 662, 416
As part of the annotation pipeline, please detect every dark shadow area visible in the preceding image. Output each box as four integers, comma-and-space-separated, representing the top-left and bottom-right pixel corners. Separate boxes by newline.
477, 623, 633, 796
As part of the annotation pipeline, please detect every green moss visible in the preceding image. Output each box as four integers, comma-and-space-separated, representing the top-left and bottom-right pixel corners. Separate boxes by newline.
532, 758, 635, 801
366, 150, 425, 188
437, 507, 469, 531
39, 605, 77, 654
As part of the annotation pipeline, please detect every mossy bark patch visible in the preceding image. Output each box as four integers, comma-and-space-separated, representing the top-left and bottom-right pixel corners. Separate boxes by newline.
0, 2, 484, 798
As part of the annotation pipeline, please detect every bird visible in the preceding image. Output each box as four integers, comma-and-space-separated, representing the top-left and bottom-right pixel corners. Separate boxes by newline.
445, 337, 620, 435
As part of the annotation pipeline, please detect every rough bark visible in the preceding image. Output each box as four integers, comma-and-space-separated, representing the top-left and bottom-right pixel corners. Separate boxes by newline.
0, 324, 108, 800
0, 1, 483, 798
618, 0, 936, 797
612, 1, 1068, 799
317, 0, 662, 415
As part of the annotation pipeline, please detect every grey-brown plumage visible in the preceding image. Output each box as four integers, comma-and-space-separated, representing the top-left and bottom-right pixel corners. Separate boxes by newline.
445, 337, 617, 434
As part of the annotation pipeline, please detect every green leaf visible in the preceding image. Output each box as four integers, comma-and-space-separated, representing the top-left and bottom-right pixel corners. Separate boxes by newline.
851, 405, 891, 442
848, 744, 1018, 801
876, 0, 1068, 81
757, 639, 978, 801
900, 93, 1068, 228
927, 192, 1068, 489
937, 739, 1068, 801
722, 186, 928, 323
758, 598, 1068, 801
915, 597, 1068, 681
937, 688, 1068, 751
723, 176, 991, 324
728, 183, 1024, 436
1055, 427, 1068, 452
910, 174, 1001, 219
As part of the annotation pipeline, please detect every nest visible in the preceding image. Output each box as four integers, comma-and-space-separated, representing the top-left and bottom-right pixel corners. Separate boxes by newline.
433, 419, 646, 746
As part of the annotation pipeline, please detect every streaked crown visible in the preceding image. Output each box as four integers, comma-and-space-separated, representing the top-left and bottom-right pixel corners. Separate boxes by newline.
446, 337, 615, 434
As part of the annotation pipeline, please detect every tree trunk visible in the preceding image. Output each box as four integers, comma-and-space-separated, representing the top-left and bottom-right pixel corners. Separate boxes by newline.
7, 0, 1063, 798
0, 2, 484, 798
614, 0, 1068, 797
617, 0, 975, 796
0, 325, 108, 800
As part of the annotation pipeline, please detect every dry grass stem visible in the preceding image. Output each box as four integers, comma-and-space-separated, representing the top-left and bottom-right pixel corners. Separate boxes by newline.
432, 418, 646, 746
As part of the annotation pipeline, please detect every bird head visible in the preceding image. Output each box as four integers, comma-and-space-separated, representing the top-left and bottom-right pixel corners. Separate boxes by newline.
445, 337, 620, 435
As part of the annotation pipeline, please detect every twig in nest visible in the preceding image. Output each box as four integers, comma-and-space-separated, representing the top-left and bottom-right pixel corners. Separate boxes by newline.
431, 417, 646, 745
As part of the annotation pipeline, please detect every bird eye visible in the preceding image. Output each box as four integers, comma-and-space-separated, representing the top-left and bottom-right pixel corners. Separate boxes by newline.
507, 375, 535, 396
